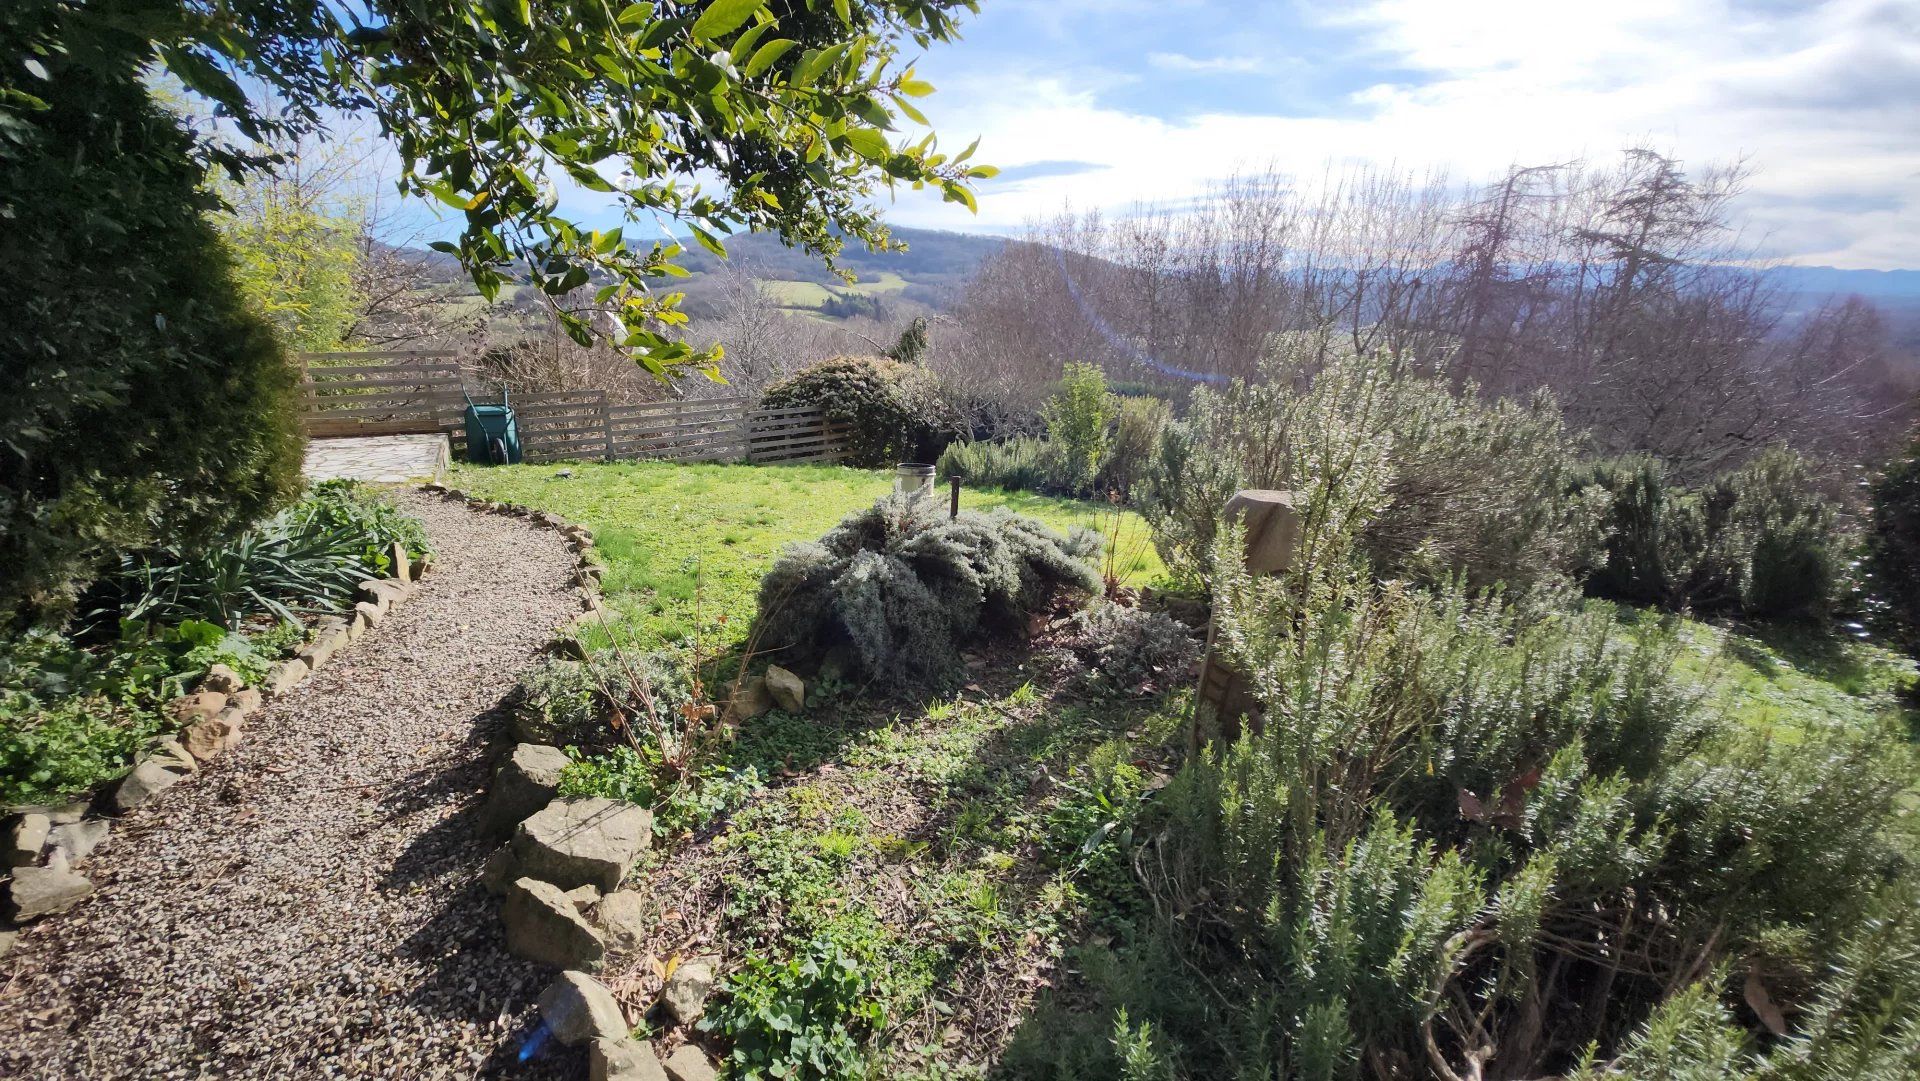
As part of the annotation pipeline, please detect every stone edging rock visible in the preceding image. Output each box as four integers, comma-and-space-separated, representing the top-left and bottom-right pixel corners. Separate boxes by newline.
0, 551, 433, 945
426, 480, 721, 1079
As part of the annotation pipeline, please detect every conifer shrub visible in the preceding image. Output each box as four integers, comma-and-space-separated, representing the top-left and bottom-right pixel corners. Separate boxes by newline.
761, 355, 956, 467
1579, 448, 1845, 620
755, 495, 1104, 681
1866, 431, 1920, 642
1, 48, 303, 624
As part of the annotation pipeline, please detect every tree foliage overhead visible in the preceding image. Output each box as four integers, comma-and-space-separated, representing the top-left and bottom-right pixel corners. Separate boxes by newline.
11, 0, 992, 378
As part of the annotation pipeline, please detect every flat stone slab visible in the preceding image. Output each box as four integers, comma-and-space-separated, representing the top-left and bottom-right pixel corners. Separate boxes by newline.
509, 797, 651, 893
303, 434, 450, 484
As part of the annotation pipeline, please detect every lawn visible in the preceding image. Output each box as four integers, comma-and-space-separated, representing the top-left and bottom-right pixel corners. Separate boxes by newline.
448, 460, 1165, 650
1665, 611, 1919, 742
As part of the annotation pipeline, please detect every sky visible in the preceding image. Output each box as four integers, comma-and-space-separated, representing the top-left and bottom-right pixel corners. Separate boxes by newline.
860, 0, 1920, 269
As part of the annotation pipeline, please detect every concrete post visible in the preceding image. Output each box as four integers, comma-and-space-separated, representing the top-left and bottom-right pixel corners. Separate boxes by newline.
1193, 490, 1301, 749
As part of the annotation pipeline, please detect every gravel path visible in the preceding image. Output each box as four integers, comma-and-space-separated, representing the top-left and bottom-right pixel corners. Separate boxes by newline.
0, 491, 585, 1080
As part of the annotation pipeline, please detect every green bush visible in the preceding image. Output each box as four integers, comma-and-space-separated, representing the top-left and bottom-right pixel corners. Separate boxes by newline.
755, 495, 1104, 682
1580, 448, 1845, 620
1027, 515, 1919, 1079
0, 30, 303, 624
762, 355, 957, 468
1140, 350, 1601, 594
939, 437, 1071, 494
1867, 431, 1920, 642
1045, 362, 1116, 493
1097, 396, 1170, 502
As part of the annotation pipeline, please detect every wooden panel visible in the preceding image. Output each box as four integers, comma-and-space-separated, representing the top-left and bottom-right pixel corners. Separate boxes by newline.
299, 349, 458, 362
305, 418, 450, 437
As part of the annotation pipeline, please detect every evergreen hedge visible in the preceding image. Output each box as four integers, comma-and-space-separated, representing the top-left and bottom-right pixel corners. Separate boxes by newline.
1, 12, 303, 623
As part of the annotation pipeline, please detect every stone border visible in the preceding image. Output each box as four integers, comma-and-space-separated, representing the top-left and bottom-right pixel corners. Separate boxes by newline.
420, 483, 720, 1080
0, 548, 433, 943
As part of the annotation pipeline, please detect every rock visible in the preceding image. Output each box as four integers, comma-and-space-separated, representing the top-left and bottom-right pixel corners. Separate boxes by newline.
181, 708, 245, 762
47, 819, 109, 861
592, 1038, 668, 1081
298, 619, 351, 670
201, 664, 244, 695
140, 736, 198, 774
264, 658, 310, 697
230, 687, 263, 717
660, 960, 717, 1025
410, 554, 433, 580
537, 512, 567, 529
7, 813, 50, 867
764, 666, 805, 713
502, 877, 606, 971
479, 744, 571, 837
661, 1045, 719, 1081
480, 846, 517, 895
5, 864, 93, 920
564, 884, 601, 912
357, 579, 408, 608
112, 759, 184, 812
596, 890, 650, 950
0, 929, 15, 959
354, 600, 385, 630
168, 691, 228, 724
725, 676, 774, 722
389, 541, 412, 585
538, 971, 627, 1046
509, 797, 652, 893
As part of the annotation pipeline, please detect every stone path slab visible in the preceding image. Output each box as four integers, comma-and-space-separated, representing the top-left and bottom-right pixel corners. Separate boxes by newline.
305, 434, 452, 484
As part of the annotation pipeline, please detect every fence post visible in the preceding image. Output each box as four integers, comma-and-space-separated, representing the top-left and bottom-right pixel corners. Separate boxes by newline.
1192, 489, 1302, 753
596, 391, 612, 461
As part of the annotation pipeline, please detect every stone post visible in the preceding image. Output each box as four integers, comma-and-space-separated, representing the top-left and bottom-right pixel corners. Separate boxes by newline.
1193, 489, 1301, 750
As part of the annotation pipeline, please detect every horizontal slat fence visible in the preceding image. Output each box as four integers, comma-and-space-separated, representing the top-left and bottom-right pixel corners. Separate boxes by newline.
296, 353, 847, 466
298, 351, 464, 440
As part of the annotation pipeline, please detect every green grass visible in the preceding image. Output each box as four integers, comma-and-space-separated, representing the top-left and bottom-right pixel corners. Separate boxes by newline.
1653, 609, 1919, 742
449, 460, 1165, 648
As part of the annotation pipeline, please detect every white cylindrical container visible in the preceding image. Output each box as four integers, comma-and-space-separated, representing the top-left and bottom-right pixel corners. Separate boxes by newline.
894, 462, 937, 499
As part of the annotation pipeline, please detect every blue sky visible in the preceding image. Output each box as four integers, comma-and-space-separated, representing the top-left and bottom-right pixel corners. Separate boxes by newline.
854, 0, 1920, 269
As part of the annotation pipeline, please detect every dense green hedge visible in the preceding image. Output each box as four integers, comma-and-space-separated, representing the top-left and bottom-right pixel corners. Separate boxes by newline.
762, 355, 954, 468
1, 10, 303, 624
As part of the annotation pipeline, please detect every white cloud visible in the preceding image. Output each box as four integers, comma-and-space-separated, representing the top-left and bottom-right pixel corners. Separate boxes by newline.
885, 0, 1920, 268
1146, 52, 1267, 74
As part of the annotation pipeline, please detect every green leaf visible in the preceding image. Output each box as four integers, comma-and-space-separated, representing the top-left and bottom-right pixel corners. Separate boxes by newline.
794, 42, 848, 88
743, 38, 798, 77
840, 127, 890, 162
898, 77, 935, 98
691, 0, 766, 41
891, 93, 929, 126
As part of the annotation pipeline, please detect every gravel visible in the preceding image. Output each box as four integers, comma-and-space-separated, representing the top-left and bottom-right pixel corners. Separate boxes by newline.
0, 491, 589, 1079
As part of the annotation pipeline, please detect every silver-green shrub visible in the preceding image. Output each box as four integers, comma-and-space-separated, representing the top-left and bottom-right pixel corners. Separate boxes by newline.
756, 495, 1104, 681
1046, 515, 1918, 1078
1140, 349, 1605, 596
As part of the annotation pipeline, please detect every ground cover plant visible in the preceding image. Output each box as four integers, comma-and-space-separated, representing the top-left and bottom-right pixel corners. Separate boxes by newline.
448, 460, 1164, 652
754, 495, 1104, 682
0, 482, 430, 806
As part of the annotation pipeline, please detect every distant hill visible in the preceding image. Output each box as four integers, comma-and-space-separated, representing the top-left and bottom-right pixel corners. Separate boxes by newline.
668, 224, 1005, 320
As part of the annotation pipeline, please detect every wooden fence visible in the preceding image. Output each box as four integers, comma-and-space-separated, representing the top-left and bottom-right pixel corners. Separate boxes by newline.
298, 350, 464, 439
296, 353, 848, 466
